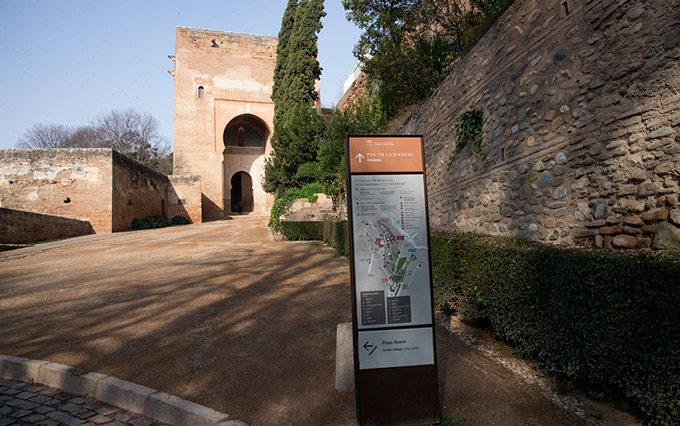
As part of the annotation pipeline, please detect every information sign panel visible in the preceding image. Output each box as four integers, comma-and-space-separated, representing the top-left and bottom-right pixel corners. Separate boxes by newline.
346, 135, 439, 426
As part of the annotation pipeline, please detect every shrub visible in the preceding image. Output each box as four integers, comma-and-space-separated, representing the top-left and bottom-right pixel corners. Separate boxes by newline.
280, 221, 323, 240
131, 215, 171, 230
431, 232, 680, 425
280, 220, 349, 256
171, 215, 190, 225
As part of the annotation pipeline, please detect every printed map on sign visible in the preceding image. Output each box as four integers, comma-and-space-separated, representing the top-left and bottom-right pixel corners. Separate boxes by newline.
351, 174, 433, 329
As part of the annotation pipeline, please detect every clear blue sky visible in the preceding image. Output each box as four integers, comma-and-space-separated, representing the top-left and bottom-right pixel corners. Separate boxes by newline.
0, 0, 362, 150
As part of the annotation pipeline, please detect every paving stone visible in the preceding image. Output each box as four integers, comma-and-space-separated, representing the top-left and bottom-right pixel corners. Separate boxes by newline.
10, 407, 31, 418
129, 419, 155, 426
73, 407, 97, 419
0, 419, 16, 426
35, 421, 60, 426
29, 394, 54, 404
88, 414, 113, 424
5, 398, 24, 407
35, 405, 57, 414
18, 400, 39, 410
95, 406, 118, 416
61, 402, 82, 412
0, 405, 12, 415
22, 413, 47, 423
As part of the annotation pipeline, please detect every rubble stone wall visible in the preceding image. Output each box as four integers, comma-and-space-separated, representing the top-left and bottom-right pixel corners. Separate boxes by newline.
399, 0, 680, 249
0, 208, 94, 244
0, 149, 114, 233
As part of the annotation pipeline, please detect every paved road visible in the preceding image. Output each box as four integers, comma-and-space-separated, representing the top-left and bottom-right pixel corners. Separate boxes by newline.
0, 215, 605, 425
0, 379, 165, 426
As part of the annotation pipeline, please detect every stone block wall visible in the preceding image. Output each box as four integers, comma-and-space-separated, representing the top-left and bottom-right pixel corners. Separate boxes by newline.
111, 151, 171, 232
167, 175, 202, 223
0, 208, 94, 244
0, 149, 114, 233
399, 0, 680, 249
1, 148, 203, 242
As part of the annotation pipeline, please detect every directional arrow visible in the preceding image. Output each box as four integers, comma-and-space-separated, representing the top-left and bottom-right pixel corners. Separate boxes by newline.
355, 153, 365, 163
363, 341, 377, 356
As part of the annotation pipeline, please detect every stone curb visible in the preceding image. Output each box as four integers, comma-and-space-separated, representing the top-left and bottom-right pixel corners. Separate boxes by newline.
0, 354, 246, 426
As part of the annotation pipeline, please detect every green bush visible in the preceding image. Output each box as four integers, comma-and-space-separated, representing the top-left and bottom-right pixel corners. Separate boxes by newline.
431, 232, 680, 425
323, 220, 349, 256
280, 221, 324, 240
171, 215, 190, 225
131, 215, 171, 230
280, 220, 348, 256
269, 182, 325, 232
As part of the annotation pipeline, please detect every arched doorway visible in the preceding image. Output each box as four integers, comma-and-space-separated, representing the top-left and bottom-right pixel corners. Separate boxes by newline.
230, 172, 253, 214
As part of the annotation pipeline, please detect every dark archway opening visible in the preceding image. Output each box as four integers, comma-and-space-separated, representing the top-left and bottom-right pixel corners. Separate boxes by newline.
230, 172, 253, 214
223, 114, 269, 148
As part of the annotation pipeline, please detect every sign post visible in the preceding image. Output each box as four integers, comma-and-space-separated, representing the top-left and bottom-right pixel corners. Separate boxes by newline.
345, 135, 439, 425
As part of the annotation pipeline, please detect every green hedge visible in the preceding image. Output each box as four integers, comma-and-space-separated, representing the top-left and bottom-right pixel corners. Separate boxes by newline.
279, 221, 323, 241
431, 232, 680, 425
280, 220, 348, 256
131, 215, 188, 230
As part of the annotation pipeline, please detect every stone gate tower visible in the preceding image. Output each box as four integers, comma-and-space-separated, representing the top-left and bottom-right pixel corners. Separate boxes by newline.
171, 27, 277, 218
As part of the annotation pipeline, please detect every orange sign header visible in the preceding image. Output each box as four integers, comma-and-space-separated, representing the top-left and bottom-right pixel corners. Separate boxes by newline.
347, 136, 424, 173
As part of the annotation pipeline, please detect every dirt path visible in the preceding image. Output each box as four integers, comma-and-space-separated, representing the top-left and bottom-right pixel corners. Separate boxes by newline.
0, 216, 618, 425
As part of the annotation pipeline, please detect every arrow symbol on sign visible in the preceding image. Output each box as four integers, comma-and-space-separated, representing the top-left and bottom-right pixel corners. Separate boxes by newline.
355, 153, 365, 163
363, 341, 377, 356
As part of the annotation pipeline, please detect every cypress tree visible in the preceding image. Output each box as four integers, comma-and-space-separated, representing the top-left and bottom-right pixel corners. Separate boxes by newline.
264, 0, 326, 194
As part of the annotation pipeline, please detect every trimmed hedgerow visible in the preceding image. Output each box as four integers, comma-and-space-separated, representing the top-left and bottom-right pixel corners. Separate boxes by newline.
280, 220, 349, 256
323, 220, 349, 256
279, 221, 323, 241
431, 232, 680, 425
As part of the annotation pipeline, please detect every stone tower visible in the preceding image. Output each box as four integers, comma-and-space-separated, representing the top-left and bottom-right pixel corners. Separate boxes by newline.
171, 27, 277, 218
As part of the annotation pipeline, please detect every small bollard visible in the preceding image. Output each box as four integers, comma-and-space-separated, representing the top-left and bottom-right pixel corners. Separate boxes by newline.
335, 322, 354, 392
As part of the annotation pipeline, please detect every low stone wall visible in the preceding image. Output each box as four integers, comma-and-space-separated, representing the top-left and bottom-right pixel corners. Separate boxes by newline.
0, 149, 113, 233
1, 148, 205, 242
398, 0, 680, 250
0, 208, 93, 244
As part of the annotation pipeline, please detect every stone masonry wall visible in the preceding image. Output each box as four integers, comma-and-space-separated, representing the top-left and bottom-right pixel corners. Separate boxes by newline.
399, 0, 680, 249
0, 149, 114, 233
0, 208, 93, 244
167, 175, 202, 223
1, 148, 203, 241
111, 151, 171, 232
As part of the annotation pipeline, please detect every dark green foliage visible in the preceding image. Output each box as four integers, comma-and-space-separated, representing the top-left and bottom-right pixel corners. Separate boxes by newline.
323, 220, 349, 256
362, 34, 456, 117
344, 0, 516, 117
450, 107, 487, 164
295, 161, 322, 185
280, 220, 349, 256
318, 95, 389, 203
269, 182, 325, 232
431, 232, 680, 425
280, 221, 324, 240
440, 416, 471, 426
131, 215, 170, 230
264, 104, 327, 193
265, 0, 327, 193
171, 215, 190, 225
